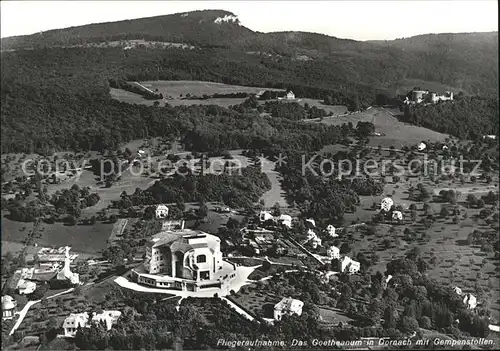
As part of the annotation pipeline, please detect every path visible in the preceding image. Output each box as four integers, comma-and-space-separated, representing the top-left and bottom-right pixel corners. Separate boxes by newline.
9, 287, 75, 336
220, 297, 256, 322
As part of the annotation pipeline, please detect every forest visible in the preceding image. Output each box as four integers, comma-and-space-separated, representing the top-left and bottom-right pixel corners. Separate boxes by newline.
402, 97, 499, 139
2, 28, 498, 154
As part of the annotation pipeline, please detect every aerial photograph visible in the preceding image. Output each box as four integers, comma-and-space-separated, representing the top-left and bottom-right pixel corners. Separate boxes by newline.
0, 0, 498, 350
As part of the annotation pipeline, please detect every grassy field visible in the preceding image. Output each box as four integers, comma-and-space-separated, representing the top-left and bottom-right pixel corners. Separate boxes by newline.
110, 80, 285, 107
140, 80, 283, 98
306, 107, 451, 148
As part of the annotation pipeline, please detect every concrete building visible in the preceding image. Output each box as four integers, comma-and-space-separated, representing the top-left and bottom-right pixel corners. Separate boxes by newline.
131, 229, 237, 292
285, 91, 295, 100
63, 310, 121, 337
2, 295, 17, 320
155, 204, 169, 219
274, 297, 303, 321
339, 256, 360, 274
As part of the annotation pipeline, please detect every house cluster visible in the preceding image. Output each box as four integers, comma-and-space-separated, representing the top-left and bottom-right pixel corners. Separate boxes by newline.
404, 89, 454, 105
259, 211, 293, 229
62, 310, 122, 337
301, 219, 360, 274
380, 197, 403, 223
241, 227, 276, 255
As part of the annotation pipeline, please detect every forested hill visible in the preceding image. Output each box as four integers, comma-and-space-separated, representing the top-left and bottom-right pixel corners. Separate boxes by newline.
1, 10, 498, 96
1, 10, 498, 153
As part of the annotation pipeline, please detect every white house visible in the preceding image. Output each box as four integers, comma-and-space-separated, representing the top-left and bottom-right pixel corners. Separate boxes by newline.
155, 204, 169, 219
17, 279, 36, 295
274, 298, 303, 321
463, 293, 477, 309
63, 312, 89, 337
339, 256, 360, 274
278, 214, 292, 228
327, 246, 340, 259
285, 91, 295, 100
259, 211, 274, 222
392, 211, 403, 223
380, 197, 394, 212
63, 310, 121, 337
417, 142, 427, 151
325, 225, 337, 237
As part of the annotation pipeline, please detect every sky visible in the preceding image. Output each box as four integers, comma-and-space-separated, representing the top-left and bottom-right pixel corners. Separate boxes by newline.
1, 1, 498, 40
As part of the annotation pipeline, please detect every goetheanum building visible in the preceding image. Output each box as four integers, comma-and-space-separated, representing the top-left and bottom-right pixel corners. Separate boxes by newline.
131, 229, 237, 292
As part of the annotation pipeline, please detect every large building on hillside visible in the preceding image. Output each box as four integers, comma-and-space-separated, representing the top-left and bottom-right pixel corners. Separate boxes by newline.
131, 229, 237, 292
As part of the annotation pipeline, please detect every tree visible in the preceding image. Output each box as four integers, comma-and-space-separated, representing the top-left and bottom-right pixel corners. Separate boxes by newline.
466, 194, 478, 208
399, 316, 419, 334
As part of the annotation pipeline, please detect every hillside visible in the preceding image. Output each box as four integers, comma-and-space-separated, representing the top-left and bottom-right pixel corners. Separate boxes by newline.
1, 10, 497, 97
0, 10, 498, 153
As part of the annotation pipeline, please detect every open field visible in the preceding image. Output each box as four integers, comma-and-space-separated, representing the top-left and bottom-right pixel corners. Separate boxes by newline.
306, 107, 451, 148
110, 80, 284, 107
2, 219, 110, 255
140, 80, 283, 98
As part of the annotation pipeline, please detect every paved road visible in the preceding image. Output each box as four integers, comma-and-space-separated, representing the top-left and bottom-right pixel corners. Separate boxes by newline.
9, 287, 75, 336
